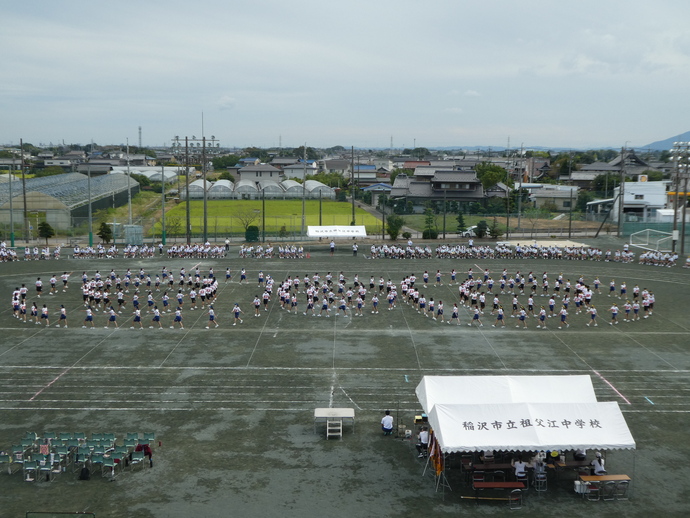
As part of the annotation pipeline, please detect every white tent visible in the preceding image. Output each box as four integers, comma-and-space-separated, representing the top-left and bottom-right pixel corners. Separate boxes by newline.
428, 401, 636, 453
415, 375, 598, 414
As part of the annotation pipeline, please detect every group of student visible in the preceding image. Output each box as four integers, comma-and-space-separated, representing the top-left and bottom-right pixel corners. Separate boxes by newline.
260, 267, 657, 331
9, 265, 249, 330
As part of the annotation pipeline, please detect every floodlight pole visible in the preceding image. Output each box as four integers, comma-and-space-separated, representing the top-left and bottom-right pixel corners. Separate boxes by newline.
185, 137, 191, 244
9, 157, 14, 246
617, 146, 625, 238
351, 146, 355, 225
202, 136, 207, 243
161, 163, 166, 245
20, 139, 29, 243
301, 144, 306, 237
126, 138, 132, 225
88, 164, 93, 247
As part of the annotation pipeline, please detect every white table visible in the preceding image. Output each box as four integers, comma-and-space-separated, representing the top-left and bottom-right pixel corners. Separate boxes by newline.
314, 408, 355, 434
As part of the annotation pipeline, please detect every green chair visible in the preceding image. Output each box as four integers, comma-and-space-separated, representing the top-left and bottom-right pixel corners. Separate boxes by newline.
20, 439, 34, 452
36, 454, 54, 482
126, 432, 140, 442
91, 433, 104, 442
43, 432, 57, 442
102, 456, 116, 478
66, 439, 79, 449
72, 446, 91, 473
73, 432, 86, 441
10, 445, 25, 471
23, 460, 38, 482
124, 439, 136, 449
90, 454, 104, 471
102, 433, 116, 446
143, 432, 156, 445
0, 453, 12, 475
55, 445, 70, 470
115, 445, 128, 456
59, 432, 71, 443
129, 451, 146, 470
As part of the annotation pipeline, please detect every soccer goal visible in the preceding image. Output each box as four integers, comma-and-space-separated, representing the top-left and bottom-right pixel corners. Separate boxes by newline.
629, 228, 674, 252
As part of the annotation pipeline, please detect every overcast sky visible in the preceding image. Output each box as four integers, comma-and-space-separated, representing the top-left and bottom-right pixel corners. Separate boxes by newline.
3, 0, 690, 150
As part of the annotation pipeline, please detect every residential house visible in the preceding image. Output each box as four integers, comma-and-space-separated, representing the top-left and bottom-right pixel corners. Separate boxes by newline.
236, 164, 284, 182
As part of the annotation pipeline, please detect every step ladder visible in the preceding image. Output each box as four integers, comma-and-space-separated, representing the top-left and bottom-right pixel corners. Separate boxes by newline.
326, 419, 343, 440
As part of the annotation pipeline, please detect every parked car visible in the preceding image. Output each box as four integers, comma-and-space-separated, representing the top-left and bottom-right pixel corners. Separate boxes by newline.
460, 225, 477, 237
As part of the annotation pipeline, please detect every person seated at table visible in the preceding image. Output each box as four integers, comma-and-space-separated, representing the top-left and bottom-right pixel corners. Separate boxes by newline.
381, 410, 394, 436
590, 452, 606, 475
480, 450, 495, 463
415, 427, 429, 458
546, 450, 560, 465
573, 448, 587, 461
511, 455, 529, 478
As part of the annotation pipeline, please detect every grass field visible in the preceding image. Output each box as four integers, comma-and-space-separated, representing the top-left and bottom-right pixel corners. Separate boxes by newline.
161, 200, 381, 234
1, 240, 689, 517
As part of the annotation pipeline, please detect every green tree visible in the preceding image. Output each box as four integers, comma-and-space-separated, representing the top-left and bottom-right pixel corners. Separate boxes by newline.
456, 212, 467, 232
38, 221, 55, 244
488, 218, 504, 239
576, 191, 596, 212
292, 146, 320, 160
592, 174, 622, 193
130, 173, 150, 187
475, 162, 512, 190
213, 155, 240, 169
97, 222, 113, 244
390, 167, 412, 185
422, 208, 439, 239
386, 215, 405, 241
219, 170, 236, 182
475, 220, 489, 238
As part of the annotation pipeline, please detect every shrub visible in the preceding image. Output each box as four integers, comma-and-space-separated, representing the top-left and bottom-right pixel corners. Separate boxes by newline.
422, 229, 438, 239
245, 225, 260, 242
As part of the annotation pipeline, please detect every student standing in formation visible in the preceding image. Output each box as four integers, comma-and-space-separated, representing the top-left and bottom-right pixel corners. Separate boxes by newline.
253, 295, 261, 316
609, 304, 619, 325
81, 306, 94, 328
172, 307, 184, 329
150, 306, 163, 329
448, 303, 460, 325
232, 303, 243, 325
206, 305, 219, 328
586, 305, 598, 326
40, 304, 50, 326
468, 307, 483, 327
131, 308, 143, 329
558, 305, 569, 329
105, 307, 119, 329
61, 272, 70, 291
370, 294, 379, 314
56, 305, 68, 328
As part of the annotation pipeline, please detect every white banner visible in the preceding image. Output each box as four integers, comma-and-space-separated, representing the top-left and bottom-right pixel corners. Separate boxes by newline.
307, 225, 367, 238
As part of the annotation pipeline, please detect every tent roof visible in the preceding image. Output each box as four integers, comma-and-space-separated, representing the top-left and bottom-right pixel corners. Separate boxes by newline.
415, 375, 597, 413
428, 401, 636, 453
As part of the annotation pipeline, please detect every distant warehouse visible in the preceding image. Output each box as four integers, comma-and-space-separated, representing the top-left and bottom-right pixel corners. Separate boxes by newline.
0, 172, 139, 231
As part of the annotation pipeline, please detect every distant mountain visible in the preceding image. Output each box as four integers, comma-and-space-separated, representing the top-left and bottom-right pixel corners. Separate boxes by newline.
643, 131, 690, 151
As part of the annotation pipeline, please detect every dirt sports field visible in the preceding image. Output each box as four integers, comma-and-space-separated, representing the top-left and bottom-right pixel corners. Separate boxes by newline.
0, 236, 689, 518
